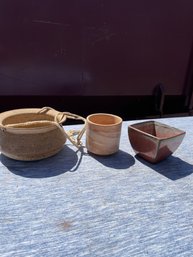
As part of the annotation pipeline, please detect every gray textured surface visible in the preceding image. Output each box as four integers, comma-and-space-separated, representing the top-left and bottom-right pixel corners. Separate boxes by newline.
0, 117, 193, 257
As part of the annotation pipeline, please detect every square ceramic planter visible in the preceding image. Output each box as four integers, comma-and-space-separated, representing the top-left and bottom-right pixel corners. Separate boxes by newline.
128, 121, 185, 163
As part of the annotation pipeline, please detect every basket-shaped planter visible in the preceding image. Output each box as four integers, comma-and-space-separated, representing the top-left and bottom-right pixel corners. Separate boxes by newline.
0, 107, 86, 161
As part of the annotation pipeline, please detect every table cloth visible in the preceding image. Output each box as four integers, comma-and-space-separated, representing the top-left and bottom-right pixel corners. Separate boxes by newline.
0, 116, 193, 257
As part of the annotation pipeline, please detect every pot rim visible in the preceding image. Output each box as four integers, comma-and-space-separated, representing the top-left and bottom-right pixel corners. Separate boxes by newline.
0, 108, 62, 132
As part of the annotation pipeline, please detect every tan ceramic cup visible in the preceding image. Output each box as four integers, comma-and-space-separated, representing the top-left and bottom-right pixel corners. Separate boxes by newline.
86, 113, 122, 155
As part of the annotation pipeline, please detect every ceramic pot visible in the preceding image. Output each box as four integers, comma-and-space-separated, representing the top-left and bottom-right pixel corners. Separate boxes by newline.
0, 107, 85, 161
86, 113, 122, 155
128, 121, 186, 163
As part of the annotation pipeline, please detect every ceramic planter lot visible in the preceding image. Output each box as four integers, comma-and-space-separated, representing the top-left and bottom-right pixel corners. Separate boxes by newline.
128, 121, 186, 163
0, 106, 186, 164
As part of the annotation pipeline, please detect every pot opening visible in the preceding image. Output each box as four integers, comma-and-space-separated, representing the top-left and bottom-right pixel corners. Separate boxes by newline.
2, 113, 54, 128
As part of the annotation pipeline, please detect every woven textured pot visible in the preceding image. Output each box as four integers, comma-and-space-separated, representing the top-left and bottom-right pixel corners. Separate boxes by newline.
0, 107, 86, 161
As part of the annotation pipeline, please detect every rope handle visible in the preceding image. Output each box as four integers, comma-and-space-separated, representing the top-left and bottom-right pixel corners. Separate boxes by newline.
54, 111, 86, 148
39, 107, 86, 148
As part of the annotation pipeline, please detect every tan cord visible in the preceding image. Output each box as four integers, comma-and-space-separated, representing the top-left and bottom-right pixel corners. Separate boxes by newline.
54, 111, 86, 148
38, 107, 86, 147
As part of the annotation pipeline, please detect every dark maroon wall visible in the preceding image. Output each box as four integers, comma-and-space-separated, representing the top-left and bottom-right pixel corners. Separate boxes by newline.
0, 0, 193, 96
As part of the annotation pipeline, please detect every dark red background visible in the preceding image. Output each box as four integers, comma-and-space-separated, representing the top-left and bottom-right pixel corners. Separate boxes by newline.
0, 0, 193, 118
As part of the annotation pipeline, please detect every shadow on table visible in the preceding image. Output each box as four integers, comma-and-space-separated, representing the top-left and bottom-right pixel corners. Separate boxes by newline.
0, 145, 82, 178
136, 155, 193, 180
90, 150, 135, 169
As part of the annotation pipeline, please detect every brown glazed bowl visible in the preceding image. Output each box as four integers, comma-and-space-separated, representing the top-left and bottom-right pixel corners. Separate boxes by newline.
128, 121, 186, 163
